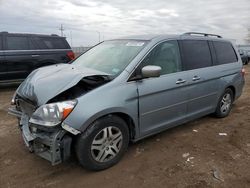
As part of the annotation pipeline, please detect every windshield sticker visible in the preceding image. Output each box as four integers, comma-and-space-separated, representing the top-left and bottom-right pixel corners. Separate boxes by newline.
126, 42, 145, 47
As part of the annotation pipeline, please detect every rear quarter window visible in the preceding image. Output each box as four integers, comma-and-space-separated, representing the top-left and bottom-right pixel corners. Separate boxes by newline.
36, 37, 70, 49
6, 36, 29, 50
213, 41, 237, 65
180, 40, 212, 70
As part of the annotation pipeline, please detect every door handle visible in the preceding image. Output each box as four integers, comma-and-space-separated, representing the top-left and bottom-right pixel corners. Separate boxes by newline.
192, 76, 201, 81
31, 55, 40, 57
176, 79, 186, 84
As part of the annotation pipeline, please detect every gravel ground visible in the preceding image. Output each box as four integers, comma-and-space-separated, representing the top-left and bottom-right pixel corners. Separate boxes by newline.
0, 66, 249, 188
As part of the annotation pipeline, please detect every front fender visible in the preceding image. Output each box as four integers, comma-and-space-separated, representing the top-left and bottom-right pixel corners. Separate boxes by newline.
63, 81, 139, 137
78, 107, 137, 132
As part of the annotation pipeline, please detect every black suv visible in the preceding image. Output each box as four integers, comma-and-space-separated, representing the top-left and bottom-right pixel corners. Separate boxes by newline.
0, 32, 75, 84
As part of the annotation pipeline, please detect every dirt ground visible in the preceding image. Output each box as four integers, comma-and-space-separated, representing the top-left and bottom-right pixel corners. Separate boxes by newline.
0, 66, 250, 188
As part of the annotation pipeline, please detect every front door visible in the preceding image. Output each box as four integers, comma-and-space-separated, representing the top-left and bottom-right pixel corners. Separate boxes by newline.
136, 40, 189, 137
4, 34, 33, 81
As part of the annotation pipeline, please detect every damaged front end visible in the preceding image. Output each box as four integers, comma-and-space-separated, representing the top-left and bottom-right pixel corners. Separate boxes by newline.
9, 98, 73, 165
9, 64, 111, 165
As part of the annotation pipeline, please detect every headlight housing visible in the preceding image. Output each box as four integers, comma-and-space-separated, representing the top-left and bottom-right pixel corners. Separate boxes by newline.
29, 100, 77, 127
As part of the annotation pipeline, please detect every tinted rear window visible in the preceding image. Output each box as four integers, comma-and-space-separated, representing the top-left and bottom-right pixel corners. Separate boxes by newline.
213, 41, 237, 64
35, 37, 70, 49
181, 40, 212, 70
6, 36, 29, 50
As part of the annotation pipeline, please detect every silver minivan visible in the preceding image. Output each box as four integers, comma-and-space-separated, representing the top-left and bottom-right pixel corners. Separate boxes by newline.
9, 32, 245, 170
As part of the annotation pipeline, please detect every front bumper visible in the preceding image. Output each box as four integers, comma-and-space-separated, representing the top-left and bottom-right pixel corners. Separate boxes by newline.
9, 107, 72, 165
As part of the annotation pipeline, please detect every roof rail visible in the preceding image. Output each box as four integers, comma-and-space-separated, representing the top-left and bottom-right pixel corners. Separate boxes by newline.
183, 32, 222, 38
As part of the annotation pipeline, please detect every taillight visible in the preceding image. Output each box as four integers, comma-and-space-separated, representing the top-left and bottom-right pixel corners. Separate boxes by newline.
241, 68, 246, 77
67, 51, 75, 60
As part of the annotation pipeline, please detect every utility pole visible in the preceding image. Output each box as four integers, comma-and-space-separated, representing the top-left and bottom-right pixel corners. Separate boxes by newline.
96, 31, 101, 43
59, 24, 65, 37
70, 30, 73, 47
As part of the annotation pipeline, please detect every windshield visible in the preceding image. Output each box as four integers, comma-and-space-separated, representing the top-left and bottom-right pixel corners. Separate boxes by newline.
72, 40, 148, 76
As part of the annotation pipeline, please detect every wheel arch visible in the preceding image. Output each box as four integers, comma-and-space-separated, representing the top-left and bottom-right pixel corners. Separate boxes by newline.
110, 112, 136, 141
226, 85, 236, 100
79, 109, 138, 141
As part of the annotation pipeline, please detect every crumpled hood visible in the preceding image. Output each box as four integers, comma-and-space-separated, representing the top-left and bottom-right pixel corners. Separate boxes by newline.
16, 64, 109, 106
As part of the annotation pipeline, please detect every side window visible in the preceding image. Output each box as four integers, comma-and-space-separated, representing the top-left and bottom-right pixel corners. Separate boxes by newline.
6, 36, 29, 50
213, 41, 237, 65
181, 40, 212, 70
38, 37, 69, 49
51, 38, 69, 49
141, 40, 182, 75
33, 37, 47, 49
28, 37, 37, 50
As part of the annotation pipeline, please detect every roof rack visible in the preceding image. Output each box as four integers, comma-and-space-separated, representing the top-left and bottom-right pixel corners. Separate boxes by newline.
183, 32, 222, 38
0, 32, 60, 37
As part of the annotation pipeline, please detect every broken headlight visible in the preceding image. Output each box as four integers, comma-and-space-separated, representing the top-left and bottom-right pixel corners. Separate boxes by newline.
29, 100, 77, 127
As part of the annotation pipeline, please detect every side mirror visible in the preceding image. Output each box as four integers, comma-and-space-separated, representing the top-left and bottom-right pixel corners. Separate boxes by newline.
141, 65, 161, 78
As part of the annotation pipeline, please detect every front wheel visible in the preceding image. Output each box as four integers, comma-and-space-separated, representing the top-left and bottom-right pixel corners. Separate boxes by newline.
75, 115, 129, 171
214, 88, 233, 118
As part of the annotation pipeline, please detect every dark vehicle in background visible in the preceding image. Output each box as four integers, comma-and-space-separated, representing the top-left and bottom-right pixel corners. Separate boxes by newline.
0, 32, 75, 84
239, 49, 249, 65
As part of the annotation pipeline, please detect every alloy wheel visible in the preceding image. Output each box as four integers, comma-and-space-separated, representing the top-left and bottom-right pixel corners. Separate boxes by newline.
91, 126, 123, 163
220, 93, 232, 114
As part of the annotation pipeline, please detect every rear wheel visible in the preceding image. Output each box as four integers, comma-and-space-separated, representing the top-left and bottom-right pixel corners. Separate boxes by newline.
214, 88, 233, 118
75, 115, 129, 171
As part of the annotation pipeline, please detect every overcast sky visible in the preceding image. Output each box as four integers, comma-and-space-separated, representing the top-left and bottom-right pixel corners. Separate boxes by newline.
0, 0, 249, 46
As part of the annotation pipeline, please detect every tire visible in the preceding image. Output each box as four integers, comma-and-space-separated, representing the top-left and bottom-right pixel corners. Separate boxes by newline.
214, 88, 234, 118
75, 115, 129, 171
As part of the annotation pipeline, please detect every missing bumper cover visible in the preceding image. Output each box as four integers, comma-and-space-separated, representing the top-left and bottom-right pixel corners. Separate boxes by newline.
21, 121, 72, 165
33, 130, 72, 165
